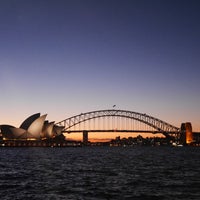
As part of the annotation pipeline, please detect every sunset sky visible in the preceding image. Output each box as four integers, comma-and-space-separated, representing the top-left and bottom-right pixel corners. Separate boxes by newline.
1, 0, 200, 139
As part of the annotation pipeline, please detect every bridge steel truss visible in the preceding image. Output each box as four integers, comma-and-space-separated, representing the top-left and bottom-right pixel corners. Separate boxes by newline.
56, 109, 180, 135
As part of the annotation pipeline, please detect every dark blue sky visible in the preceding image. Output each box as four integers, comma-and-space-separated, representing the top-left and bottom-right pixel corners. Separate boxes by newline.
1, 0, 200, 131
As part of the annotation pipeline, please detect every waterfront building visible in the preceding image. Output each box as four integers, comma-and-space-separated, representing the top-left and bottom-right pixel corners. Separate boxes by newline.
0, 113, 64, 141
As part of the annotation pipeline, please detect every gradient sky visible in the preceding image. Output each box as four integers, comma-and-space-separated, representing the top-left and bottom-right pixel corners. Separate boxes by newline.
1, 0, 200, 137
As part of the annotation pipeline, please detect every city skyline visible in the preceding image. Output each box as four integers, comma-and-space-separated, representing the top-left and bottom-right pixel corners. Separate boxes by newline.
1, 0, 200, 139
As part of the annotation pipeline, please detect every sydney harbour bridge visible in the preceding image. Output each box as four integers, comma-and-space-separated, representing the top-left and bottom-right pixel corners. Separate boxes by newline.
56, 109, 181, 142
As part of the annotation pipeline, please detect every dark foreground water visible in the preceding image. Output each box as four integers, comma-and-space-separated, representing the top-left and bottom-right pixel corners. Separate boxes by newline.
0, 147, 199, 200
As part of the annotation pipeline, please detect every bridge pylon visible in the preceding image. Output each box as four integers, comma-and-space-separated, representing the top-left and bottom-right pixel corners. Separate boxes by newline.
180, 122, 193, 145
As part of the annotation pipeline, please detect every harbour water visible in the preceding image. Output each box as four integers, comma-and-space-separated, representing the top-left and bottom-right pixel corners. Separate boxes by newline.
0, 147, 199, 200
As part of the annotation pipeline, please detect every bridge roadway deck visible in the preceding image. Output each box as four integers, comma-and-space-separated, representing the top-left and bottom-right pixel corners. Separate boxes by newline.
63, 130, 178, 134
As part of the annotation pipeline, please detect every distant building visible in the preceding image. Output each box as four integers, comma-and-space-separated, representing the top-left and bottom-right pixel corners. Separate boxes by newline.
193, 132, 200, 145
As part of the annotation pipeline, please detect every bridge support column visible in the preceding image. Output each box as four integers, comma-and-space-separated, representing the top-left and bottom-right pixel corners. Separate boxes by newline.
83, 131, 88, 145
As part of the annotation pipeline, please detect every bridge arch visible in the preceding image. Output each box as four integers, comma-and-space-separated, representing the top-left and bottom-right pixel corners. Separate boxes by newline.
56, 109, 180, 135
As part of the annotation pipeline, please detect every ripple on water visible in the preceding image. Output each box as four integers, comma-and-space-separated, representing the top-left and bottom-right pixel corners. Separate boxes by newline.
0, 147, 200, 199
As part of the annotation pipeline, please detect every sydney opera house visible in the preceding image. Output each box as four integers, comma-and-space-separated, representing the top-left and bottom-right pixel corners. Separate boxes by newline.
0, 113, 66, 147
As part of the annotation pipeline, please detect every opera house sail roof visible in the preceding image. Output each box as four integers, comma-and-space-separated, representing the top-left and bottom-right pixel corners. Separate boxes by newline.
20, 113, 40, 130
0, 113, 64, 140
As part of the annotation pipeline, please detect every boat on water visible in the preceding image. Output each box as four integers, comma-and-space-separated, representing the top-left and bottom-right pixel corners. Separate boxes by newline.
172, 142, 183, 147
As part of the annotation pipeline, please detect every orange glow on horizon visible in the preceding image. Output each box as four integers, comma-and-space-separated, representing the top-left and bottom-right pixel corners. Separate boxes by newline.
64, 132, 165, 142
